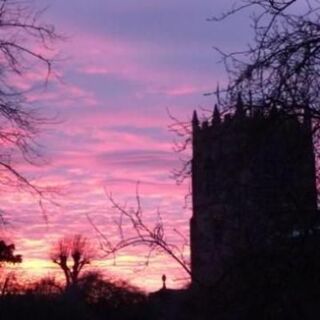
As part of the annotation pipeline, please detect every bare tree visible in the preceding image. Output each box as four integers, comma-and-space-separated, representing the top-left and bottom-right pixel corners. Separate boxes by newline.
0, 272, 24, 296
30, 276, 63, 297
88, 185, 191, 280
208, 1, 320, 120
51, 235, 94, 289
0, 0, 61, 215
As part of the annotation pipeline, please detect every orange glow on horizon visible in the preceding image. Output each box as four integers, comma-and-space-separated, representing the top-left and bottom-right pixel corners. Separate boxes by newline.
4, 251, 190, 292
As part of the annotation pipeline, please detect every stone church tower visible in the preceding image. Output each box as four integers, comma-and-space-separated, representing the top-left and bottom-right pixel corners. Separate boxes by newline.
190, 96, 318, 286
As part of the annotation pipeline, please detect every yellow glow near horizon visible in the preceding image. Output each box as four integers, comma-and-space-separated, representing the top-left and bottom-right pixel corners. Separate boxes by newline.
3, 254, 189, 292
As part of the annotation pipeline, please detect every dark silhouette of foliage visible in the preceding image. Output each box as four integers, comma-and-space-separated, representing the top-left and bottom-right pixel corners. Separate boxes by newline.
0, 273, 148, 320
77, 271, 146, 306
0, 240, 21, 266
30, 276, 63, 297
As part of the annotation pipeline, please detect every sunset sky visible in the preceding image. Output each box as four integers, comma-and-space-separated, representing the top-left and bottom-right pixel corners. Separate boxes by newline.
0, 0, 257, 291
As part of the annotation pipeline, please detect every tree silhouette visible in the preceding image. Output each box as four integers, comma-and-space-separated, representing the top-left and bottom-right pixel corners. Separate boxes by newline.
87, 185, 191, 280
77, 271, 146, 306
0, 240, 22, 266
0, 0, 61, 215
210, 1, 320, 123
51, 235, 94, 289
0, 240, 22, 296
31, 276, 63, 297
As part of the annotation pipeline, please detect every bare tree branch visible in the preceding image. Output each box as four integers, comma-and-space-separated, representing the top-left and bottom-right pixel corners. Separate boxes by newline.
51, 234, 95, 289
88, 185, 191, 279
0, 0, 63, 218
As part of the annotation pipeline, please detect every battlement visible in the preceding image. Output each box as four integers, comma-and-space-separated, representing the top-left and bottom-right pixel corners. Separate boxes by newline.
192, 94, 310, 138
190, 98, 317, 286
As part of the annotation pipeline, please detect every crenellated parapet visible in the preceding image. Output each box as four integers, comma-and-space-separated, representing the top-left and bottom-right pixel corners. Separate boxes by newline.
190, 99, 318, 287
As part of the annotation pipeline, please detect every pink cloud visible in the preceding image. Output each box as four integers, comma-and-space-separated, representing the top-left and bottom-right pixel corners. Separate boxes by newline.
62, 31, 218, 96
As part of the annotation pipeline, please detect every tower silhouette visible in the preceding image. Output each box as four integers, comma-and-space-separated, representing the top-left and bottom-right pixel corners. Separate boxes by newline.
190, 99, 318, 286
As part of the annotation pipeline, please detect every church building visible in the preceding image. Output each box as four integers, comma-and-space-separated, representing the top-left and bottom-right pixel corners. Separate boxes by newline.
190, 96, 318, 286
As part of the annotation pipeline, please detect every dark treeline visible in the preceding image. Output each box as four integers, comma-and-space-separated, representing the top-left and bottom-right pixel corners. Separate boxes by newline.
0, 271, 152, 320
0, 236, 156, 320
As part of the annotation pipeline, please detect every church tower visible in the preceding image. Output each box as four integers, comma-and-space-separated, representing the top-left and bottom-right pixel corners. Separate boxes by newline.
190, 101, 318, 286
